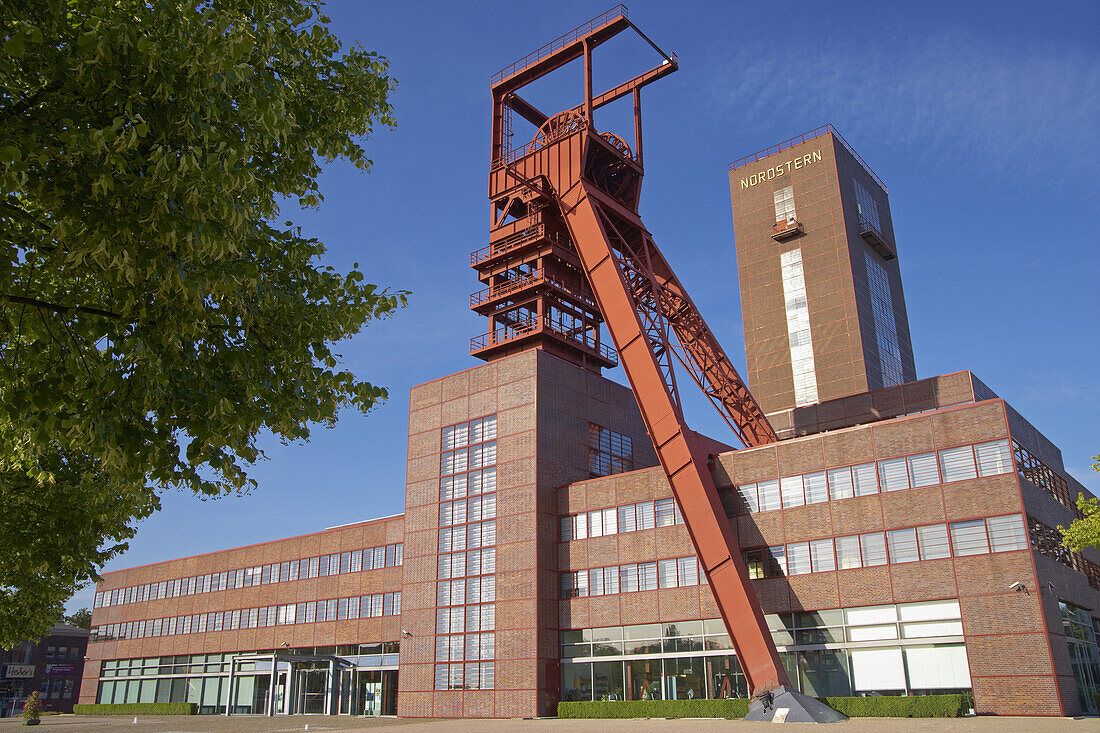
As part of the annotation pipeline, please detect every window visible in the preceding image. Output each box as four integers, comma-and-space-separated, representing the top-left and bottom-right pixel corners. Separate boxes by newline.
860, 533, 888, 566
618, 504, 637, 533
828, 467, 854, 500
949, 520, 989, 556
780, 249, 818, 406
865, 253, 903, 388
853, 178, 881, 232
939, 445, 977, 482
774, 186, 796, 223
975, 440, 1013, 477
986, 514, 1028, 552
765, 546, 786, 577
917, 524, 951, 560
878, 457, 909, 492
780, 476, 805, 508
654, 499, 677, 527
810, 538, 836, 572
804, 472, 828, 504
836, 536, 862, 569
853, 463, 879, 496
886, 528, 919, 564
589, 423, 633, 477
787, 542, 812, 575
758, 480, 781, 512
736, 484, 759, 513
907, 453, 940, 488
677, 557, 699, 587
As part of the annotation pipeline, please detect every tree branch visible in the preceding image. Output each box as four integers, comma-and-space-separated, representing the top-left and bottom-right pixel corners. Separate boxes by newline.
1, 294, 126, 321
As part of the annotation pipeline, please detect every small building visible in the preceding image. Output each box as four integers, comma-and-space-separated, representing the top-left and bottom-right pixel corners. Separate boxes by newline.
1, 622, 89, 716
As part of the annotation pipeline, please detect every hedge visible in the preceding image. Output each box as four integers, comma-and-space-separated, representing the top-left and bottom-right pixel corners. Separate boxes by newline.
558, 699, 750, 719
819, 695, 968, 718
72, 703, 196, 716
557, 694, 967, 719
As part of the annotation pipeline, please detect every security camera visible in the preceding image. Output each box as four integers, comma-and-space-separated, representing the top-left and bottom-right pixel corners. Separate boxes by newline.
1009, 581, 1029, 594
401, 629, 412, 638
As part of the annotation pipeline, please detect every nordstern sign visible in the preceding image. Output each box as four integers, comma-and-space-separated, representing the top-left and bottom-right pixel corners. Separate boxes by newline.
739, 149, 823, 190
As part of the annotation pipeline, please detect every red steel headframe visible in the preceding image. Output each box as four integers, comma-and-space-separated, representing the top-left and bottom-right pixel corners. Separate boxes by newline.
487, 8, 786, 695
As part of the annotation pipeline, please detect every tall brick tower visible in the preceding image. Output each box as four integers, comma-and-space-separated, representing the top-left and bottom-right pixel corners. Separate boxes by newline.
729, 126, 917, 434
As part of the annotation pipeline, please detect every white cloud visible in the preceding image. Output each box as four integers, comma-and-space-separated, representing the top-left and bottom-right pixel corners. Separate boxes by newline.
707, 28, 1100, 182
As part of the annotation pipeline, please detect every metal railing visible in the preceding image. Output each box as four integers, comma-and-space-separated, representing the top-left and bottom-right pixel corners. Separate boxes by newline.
470, 316, 617, 364
490, 5, 628, 86
470, 223, 547, 266
728, 123, 888, 194
469, 271, 599, 311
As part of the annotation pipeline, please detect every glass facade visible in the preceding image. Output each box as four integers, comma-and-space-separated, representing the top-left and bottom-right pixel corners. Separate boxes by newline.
865, 252, 903, 388
562, 601, 971, 702
1061, 602, 1100, 714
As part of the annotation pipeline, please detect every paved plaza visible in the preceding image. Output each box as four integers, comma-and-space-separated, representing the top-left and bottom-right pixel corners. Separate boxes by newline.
1, 716, 1097, 732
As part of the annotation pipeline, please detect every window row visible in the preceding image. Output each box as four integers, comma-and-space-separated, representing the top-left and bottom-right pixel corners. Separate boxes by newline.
435, 604, 496, 635
94, 544, 403, 609
562, 556, 704, 599
90, 592, 401, 642
438, 548, 496, 580
560, 498, 684, 542
744, 515, 1028, 579
589, 423, 634, 478
435, 632, 495, 662
732, 439, 1013, 515
434, 661, 494, 691
440, 493, 497, 527
436, 576, 496, 607
442, 415, 497, 452
439, 520, 496, 553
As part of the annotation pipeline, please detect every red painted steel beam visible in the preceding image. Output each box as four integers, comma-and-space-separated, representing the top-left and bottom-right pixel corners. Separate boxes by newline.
555, 176, 788, 695
572, 58, 678, 115
504, 92, 549, 128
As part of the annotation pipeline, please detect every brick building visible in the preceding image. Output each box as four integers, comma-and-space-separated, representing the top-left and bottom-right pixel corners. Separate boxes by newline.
80, 126, 1100, 717
1, 622, 88, 717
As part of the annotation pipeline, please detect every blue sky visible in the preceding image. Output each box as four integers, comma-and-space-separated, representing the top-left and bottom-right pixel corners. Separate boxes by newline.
68, 0, 1099, 610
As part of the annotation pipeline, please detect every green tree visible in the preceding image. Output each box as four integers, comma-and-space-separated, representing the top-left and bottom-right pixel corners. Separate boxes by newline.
1059, 455, 1100, 553
65, 608, 91, 629
0, 0, 404, 647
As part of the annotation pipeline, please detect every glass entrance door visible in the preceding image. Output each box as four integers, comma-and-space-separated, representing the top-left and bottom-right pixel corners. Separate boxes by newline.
295, 668, 328, 714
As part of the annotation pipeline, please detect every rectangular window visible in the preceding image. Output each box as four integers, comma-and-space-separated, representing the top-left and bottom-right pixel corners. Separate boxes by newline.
865, 252, 904, 388
917, 524, 951, 560
757, 480, 781, 511
654, 499, 677, 527
908, 453, 940, 488
854, 178, 881, 231
677, 557, 699, 587
810, 538, 836, 572
939, 445, 977, 482
765, 546, 786, 577
619, 564, 639, 593
886, 528, 919, 564
853, 463, 879, 496
780, 476, 805, 508
950, 519, 990, 556
836, 536, 862, 569
787, 542, 812, 575
780, 249, 818, 406
658, 559, 678, 589
773, 185, 796, 223
588, 423, 633, 477
987, 514, 1028, 552
736, 484, 759, 513
828, 467, 854, 500
638, 562, 658, 591
878, 457, 910, 492
975, 440, 1013, 476
860, 533, 888, 566
804, 472, 828, 504
618, 504, 637, 533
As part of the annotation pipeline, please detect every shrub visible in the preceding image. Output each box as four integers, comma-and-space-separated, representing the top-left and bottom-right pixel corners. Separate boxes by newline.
558, 694, 968, 719
558, 699, 750, 719
818, 695, 968, 718
72, 703, 197, 716
21, 691, 42, 721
